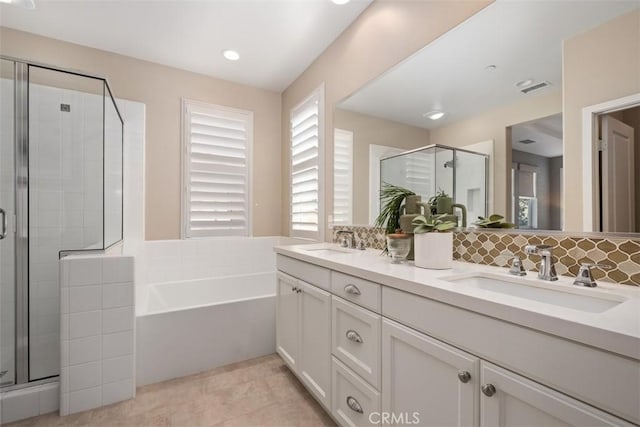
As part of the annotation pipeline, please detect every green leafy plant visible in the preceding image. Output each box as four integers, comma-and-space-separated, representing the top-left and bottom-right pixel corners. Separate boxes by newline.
428, 189, 450, 214
473, 214, 515, 229
412, 214, 457, 234
375, 183, 416, 234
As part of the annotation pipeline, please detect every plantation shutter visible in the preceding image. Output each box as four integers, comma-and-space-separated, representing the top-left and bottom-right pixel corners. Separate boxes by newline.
183, 101, 252, 237
290, 87, 324, 239
333, 128, 353, 225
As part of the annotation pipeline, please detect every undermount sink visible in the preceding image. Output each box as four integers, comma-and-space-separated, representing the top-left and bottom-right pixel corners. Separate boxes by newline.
442, 273, 627, 313
304, 247, 352, 255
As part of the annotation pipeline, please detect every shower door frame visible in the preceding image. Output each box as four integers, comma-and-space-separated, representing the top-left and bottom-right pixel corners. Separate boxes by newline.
1, 55, 124, 389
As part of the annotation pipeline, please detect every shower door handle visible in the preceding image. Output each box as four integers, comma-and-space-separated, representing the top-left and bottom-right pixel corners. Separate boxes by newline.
0, 208, 6, 240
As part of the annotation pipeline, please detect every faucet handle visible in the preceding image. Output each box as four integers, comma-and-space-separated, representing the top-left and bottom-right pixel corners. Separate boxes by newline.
573, 263, 613, 288
508, 256, 526, 276
524, 244, 553, 255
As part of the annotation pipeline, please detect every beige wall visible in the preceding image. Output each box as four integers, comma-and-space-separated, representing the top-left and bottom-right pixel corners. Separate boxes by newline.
334, 109, 431, 224
281, 0, 493, 239
429, 89, 562, 219
0, 27, 282, 240
563, 10, 640, 231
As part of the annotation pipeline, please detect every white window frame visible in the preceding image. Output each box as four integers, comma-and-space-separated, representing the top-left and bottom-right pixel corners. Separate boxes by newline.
333, 128, 353, 226
289, 84, 325, 241
181, 98, 253, 238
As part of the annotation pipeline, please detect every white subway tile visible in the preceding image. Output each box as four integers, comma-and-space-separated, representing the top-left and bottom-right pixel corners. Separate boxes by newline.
102, 307, 133, 334
102, 330, 133, 359
61, 339, 69, 367
60, 288, 69, 314
60, 392, 69, 416
102, 282, 133, 309
60, 366, 69, 393
68, 386, 101, 414
102, 379, 133, 406
69, 335, 100, 365
69, 311, 101, 339
69, 362, 101, 392
102, 355, 133, 384
68, 257, 102, 287
102, 257, 134, 284
69, 285, 101, 313
61, 314, 69, 340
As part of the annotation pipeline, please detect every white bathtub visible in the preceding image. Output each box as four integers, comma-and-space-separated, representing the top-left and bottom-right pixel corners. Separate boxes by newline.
136, 271, 277, 386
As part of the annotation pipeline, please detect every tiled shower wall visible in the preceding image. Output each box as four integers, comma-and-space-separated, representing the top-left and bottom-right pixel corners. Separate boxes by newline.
332, 225, 640, 286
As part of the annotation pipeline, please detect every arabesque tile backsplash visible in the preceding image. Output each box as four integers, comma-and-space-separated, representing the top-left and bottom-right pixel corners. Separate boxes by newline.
332, 225, 640, 286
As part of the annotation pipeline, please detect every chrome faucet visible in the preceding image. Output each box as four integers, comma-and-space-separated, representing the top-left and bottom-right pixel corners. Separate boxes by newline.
524, 244, 558, 281
573, 263, 612, 287
336, 230, 355, 249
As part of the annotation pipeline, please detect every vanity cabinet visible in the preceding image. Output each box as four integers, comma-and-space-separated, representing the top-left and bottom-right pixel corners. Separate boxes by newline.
276, 254, 638, 427
276, 271, 331, 409
382, 319, 480, 427
480, 362, 632, 427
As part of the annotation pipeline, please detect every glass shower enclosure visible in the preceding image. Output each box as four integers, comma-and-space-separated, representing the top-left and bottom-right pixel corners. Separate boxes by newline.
380, 144, 489, 225
0, 57, 123, 388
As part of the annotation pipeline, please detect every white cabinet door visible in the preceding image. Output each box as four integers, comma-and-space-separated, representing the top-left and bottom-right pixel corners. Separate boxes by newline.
382, 319, 479, 427
481, 361, 634, 427
299, 280, 332, 409
276, 272, 299, 371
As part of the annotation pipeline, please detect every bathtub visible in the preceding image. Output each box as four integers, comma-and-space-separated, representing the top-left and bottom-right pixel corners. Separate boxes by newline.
136, 271, 276, 386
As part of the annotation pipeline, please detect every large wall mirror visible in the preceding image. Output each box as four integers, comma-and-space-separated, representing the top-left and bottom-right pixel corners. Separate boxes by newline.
332, 1, 640, 234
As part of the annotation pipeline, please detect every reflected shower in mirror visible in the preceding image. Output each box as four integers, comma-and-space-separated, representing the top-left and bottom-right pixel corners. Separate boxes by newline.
331, 1, 640, 233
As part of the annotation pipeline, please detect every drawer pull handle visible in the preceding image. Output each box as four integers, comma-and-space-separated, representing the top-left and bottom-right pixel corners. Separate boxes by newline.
346, 396, 363, 414
344, 284, 361, 295
346, 330, 363, 343
457, 371, 471, 383
482, 384, 496, 397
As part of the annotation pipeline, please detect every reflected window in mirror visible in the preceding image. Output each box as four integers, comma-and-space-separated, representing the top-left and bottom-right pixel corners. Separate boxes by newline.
333, 128, 353, 225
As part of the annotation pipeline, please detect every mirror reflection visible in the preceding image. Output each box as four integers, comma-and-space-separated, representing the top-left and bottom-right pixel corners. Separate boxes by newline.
332, 1, 640, 233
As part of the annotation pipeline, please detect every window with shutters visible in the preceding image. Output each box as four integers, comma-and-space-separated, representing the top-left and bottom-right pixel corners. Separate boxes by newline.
290, 86, 324, 240
182, 100, 253, 238
333, 128, 353, 225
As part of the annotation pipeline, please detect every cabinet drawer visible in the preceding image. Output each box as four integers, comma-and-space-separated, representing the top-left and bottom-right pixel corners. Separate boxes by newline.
332, 356, 380, 427
383, 286, 640, 425
331, 271, 381, 313
332, 296, 381, 389
277, 255, 330, 291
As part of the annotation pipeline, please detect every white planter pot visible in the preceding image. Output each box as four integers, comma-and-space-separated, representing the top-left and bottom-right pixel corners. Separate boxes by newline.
414, 232, 453, 269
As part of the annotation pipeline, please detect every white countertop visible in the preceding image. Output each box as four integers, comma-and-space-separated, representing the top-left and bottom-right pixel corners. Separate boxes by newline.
275, 243, 640, 360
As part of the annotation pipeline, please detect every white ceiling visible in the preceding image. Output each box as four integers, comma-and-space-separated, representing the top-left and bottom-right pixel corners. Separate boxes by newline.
511, 113, 563, 158
0, 0, 372, 92
338, 1, 640, 130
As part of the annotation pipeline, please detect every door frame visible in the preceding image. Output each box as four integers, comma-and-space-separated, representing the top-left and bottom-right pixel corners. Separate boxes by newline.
581, 92, 640, 231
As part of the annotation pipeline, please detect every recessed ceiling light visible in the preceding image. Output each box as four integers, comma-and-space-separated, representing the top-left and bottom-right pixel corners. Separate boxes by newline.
515, 79, 534, 88
423, 111, 445, 121
485, 65, 497, 71
331, 0, 350, 4
0, 0, 35, 8
222, 50, 240, 61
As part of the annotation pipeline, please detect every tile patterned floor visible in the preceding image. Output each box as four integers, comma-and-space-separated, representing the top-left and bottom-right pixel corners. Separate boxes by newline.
7, 354, 336, 427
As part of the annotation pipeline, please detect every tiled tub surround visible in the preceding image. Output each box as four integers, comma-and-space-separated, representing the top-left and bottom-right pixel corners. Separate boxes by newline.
60, 254, 135, 416
332, 226, 640, 286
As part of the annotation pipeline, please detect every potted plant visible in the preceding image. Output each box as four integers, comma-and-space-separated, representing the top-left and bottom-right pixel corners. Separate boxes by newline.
412, 214, 456, 269
473, 214, 515, 229
375, 183, 416, 234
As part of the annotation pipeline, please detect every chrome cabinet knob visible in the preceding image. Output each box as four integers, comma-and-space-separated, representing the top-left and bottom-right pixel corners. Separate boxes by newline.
481, 384, 496, 397
344, 284, 361, 295
346, 329, 363, 343
346, 396, 363, 414
457, 371, 471, 383
292, 286, 297, 292
297, 288, 302, 294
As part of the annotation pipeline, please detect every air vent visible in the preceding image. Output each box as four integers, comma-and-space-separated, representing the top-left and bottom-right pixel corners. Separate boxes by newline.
521, 81, 551, 94
519, 139, 536, 144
